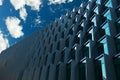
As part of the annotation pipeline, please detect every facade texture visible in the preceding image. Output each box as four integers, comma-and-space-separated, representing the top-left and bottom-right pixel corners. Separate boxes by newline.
0, 0, 120, 80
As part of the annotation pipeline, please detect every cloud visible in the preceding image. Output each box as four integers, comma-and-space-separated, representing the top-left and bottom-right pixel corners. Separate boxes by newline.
68, 0, 73, 3
10, 0, 42, 11
26, 0, 42, 11
32, 16, 41, 27
10, 0, 25, 10
0, 31, 9, 53
10, 0, 42, 21
35, 18, 41, 24
19, 7, 27, 21
0, 0, 3, 6
5, 17, 24, 38
48, 0, 73, 5
48, 0, 66, 4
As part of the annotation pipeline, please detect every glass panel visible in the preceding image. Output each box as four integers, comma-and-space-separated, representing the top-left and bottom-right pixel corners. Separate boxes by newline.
55, 34, 57, 41
116, 20, 120, 34
70, 47, 76, 59
57, 42, 60, 50
52, 29, 55, 35
84, 12, 87, 18
83, 47, 89, 58
50, 44, 53, 53
65, 23, 68, 28
81, 22, 84, 27
86, 4, 90, 10
78, 9, 80, 14
102, 22, 110, 36
61, 32, 64, 38
99, 28, 105, 38
105, 0, 113, 8
52, 53, 55, 64
89, 29, 94, 41
65, 38, 69, 47
75, 17, 78, 22
79, 63, 86, 80
115, 36, 120, 53
105, 27, 110, 36
85, 33, 92, 42
58, 27, 61, 32
66, 63, 71, 80
103, 43, 109, 54
97, 42, 104, 56
55, 65, 59, 80
116, 0, 120, 5
69, 27, 74, 35
102, 5, 107, 14
61, 51, 65, 62
46, 66, 50, 80
92, 16, 97, 26
100, 38, 109, 54
96, 0, 101, 4
75, 35, 80, 44
76, 25, 83, 33
45, 55, 48, 65
99, 57, 107, 80
104, 10, 112, 20
94, 60, 103, 80
78, 33, 81, 38
114, 56, 120, 80
94, 6, 99, 14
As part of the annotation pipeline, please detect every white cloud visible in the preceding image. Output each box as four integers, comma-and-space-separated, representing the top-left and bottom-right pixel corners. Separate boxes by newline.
10, 0, 42, 21
68, 0, 73, 3
0, 0, 3, 6
48, 0, 73, 5
48, 0, 66, 4
10, 0, 25, 10
35, 16, 41, 24
20, 7, 27, 21
0, 31, 9, 53
35, 18, 41, 24
26, 0, 42, 11
5, 17, 24, 38
10, 0, 42, 11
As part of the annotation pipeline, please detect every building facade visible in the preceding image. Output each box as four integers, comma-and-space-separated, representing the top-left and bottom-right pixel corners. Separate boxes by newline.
0, 0, 120, 80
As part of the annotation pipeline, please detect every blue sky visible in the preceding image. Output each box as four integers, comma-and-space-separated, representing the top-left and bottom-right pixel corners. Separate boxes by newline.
0, 0, 87, 53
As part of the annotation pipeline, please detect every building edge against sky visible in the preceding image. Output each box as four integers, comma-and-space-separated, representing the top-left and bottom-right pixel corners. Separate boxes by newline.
0, 0, 120, 80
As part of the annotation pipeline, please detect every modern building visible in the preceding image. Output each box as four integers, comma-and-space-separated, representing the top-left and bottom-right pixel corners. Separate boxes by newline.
0, 0, 120, 80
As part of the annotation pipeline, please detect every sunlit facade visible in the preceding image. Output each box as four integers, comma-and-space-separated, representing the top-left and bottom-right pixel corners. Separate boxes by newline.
0, 0, 119, 80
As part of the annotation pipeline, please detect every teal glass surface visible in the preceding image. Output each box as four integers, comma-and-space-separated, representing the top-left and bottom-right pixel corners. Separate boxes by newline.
96, 0, 101, 4
104, 10, 112, 20
102, 22, 110, 36
99, 57, 107, 80
116, 19, 120, 33
105, 0, 113, 8
114, 56, 120, 80
94, 6, 99, 14
100, 38, 109, 54
92, 16, 97, 26
115, 36, 120, 53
